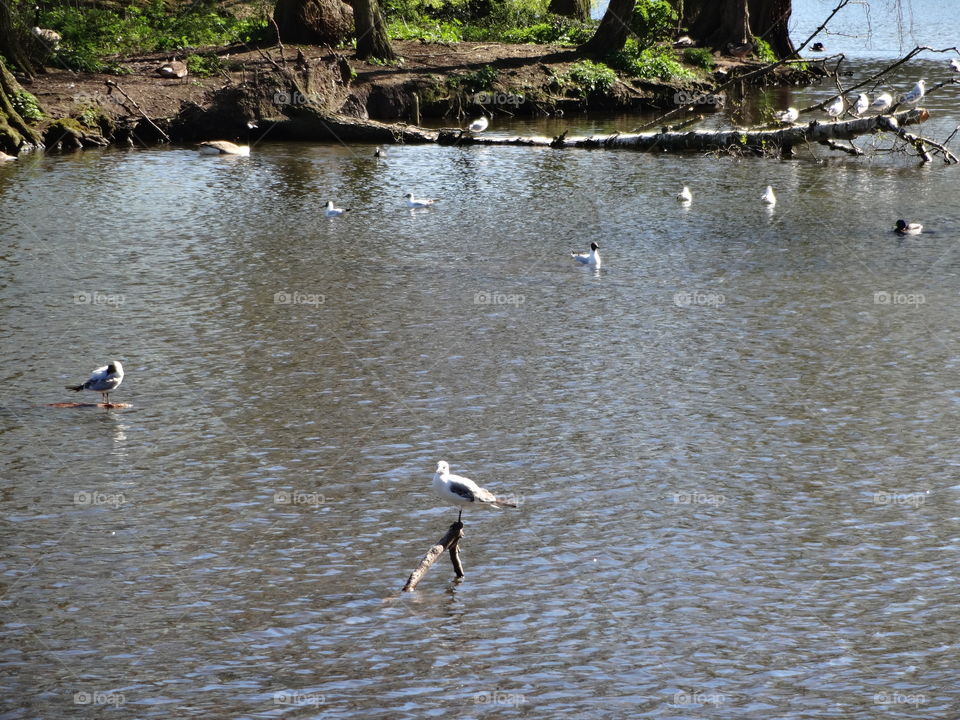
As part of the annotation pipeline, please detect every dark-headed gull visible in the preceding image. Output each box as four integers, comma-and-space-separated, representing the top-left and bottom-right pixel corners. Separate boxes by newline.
432, 461, 517, 522
571, 241, 601, 267
67, 361, 124, 404
894, 219, 922, 235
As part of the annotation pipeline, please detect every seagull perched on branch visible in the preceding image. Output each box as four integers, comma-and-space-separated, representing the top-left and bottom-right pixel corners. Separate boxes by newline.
825, 95, 845, 118
871, 92, 893, 113
467, 117, 489, 133
66, 361, 124, 404
571, 241, 601, 267
852, 93, 869, 116
774, 107, 799, 123
432, 461, 517, 522
900, 80, 925, 106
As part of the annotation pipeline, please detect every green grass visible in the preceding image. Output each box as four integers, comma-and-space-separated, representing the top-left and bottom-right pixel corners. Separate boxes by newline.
565, 60, 617, 94
609, 41, 694, 81
682, 47, 716, 71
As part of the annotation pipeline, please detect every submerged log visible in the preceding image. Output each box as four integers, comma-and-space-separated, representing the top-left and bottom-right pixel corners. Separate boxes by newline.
436, 108, 934, 158
402, 520, 464, 592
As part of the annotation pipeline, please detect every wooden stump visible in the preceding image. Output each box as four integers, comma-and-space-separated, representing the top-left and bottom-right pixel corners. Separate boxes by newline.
402, 521, 465, 592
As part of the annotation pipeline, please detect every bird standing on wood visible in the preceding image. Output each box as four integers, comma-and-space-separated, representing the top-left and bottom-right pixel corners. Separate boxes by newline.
871, 92, 893, 113
467, 116, 489, 133
900, 80, 925, 106
825, 95, 845, 118
774, 107, 799, 123
432, 461, 517, 522
852, 93, 869, 116
67, 361, 124, 404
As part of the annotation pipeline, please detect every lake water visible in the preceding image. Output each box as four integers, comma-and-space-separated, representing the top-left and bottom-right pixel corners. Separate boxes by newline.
3, 7, 960, 719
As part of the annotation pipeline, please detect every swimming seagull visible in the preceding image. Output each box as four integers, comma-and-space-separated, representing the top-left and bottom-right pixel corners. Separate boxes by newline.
677, 186, 692, 203
67, 361, 124, 404
774, 107, 799, 123
900, 80, 925, 106
894, 219, 922, 235
825, 95, 845, 118
871, 92, 893, 113
324, 200, 349, 217
467, 116, 489, 133
853, 93, 869, 117
761, 185, 777, 206
405, 192, 438, 208
571, 241, 601, 267
432, 460, 517, 522
951, 59, 960, 72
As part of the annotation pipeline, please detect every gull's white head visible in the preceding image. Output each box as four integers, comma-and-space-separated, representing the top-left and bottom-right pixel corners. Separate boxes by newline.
435, 460, 450, 475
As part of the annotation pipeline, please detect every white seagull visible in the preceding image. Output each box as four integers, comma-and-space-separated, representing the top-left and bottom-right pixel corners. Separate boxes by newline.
405, 192, 439, 208
951, 59, 960, 73
324, 200, 348, 217
67, 361, 124, 404
871, 92, 893, 113
774, 107, 799, 123
677, 186, 692, 203
853, 93, 869, 116
900, 80, 925, 106
432, 461, 517, 522
467, 116, 489, 133
825, 95, 845, 118
894, 219, 922, 235
571, 241, 601, 267
761, 185, 777, 206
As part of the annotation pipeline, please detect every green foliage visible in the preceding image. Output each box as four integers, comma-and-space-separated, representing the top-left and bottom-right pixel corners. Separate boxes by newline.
682, 47, 715, 70
565, 60, 617, 94
754, 38, 777, 63
500, 17, 594, 45
630, 0, 678, 50
387, 19, 465, 43
12, 91, 44, 123
41, 1, 268, 73
186, 53, 223, 77
609, 40, 693, 81
449, 65, 498, 93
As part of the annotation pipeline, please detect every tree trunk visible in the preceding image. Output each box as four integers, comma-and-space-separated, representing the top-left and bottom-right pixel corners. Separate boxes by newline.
0, 54, 43, 153
579, 0, 637, 56
548, 0, 589, 22
748, 0, 796, 59
352, 0, 396, 62
682, 0, 796, 59
0, 0, 38, 78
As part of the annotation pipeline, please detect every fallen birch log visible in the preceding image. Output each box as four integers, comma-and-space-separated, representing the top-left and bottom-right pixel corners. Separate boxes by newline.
435, 108, 937, 159
402, 520, 465, 592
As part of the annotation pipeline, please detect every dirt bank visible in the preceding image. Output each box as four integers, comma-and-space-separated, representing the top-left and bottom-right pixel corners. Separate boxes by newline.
19, 39, 819, 149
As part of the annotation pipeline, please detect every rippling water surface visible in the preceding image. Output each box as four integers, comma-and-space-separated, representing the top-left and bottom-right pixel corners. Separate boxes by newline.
3, 47, 960, 720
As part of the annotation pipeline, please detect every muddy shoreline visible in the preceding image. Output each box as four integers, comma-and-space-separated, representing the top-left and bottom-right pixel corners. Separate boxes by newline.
19, 39, 821, 150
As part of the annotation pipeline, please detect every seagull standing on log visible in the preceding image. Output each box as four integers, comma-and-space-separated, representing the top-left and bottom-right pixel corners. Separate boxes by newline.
432, 461, 517, 522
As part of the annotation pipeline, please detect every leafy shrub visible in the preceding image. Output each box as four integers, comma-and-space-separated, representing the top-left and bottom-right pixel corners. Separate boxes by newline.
501, 17, 595, 45
754, 38, 777, 63
12, 91, 44, 123
682, 47, 715, 70
631, 0, 677, 50
449, 65, 498, 93
609, 40, 693, 80
566, 60, 617, 94
186, 53, 223, 78
387, 19, 465, 42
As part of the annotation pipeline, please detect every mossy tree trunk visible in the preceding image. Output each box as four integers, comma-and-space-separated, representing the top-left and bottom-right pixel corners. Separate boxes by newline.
0, 1, 43, 154
579, 0, 637, 55
351, 0, 396, 61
